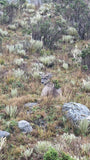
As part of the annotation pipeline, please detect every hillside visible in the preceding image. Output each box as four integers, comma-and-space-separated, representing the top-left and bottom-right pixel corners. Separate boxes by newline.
0, 0, 90, 160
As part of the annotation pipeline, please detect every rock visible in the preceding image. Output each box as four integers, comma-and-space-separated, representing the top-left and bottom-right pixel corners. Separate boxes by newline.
18, 120, 33, 133
0, 130, 10, 138
24, 102, 37, 108
24, 102, 37, 113
62, 102, 90, 127
41, 82, 62, 97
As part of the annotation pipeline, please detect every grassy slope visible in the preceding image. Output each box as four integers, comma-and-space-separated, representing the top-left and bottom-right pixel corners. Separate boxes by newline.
0, 3, 90, 160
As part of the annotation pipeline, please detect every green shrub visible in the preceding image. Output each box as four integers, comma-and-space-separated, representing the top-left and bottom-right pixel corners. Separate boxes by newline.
82, 65, 88, 71
0, 59, 4, 65
53, 80, 60, 89
81, 45, 90, 58
44, 147, 59, 160
60, 152, 75, 160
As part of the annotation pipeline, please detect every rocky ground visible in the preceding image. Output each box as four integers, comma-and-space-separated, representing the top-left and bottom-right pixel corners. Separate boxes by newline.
0, 1, 90, 160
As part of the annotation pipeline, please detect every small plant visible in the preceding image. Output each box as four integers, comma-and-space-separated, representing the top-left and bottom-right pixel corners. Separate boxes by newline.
79, 119, 89, 135
40, 55, 55, 67
6, 76, 15, 84
82, 79, 90, 92
44, 147, 59, 160
62, 35, 74, 43
53, 80, 60, 89
82, 65, 88, 71
81, 143, 90, 155
14, 58, 24, 66
30, 39, 43, 52
0, 28, 8, 36
7, 45, 15, 53
36, 141, 52, 153
0, 59, 4, 65
71, 45, 82, 63
32, 71, 41, 79
13, 68, 24, 78
5, 105, 17, 118
40, 49, 51, 56
67, 27, 78, 36
17, 49, 26, 56
81, 45, 90, 58
61, 133, 77, 144
32, 62, 44, 71
4, 120, 17, 133
20, 145, 33, 160
0, 137, 6, 151
11, 88, 18, 97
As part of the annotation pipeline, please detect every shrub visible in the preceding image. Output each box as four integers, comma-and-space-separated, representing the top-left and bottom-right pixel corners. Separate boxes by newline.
11, 88, 18, 97
81, 45, 90, 58
71, 45, 82, 63
31, 16, 67, 49
40, 55, 55, 67
0, 137, 6, 151
17, 50, 26, 56
79, 119, 89, 135
81, 45, 90, 71
36, 141, 52, 153
7, 45, 15, 53
5, 105, 17, 118
60, 152, 75, 160
0, 59, 4, 65
67, 27, 78, 36
0, 28, 8, 36
55, 0, 90, 40
13, 68, 24, 78
14, 58, 24, 66
81, 143, 90, 155
61, 133, 77, 144
44, 147, 59, 160
53, 80, 60, 89
30, 39, 43, 52
20, 145, 33, 159
62, 35, 74, 43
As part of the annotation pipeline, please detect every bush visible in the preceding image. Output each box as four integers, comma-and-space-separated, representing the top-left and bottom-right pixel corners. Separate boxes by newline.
53, 80, 60, 89
36, 141, 53, 153
54, 0, 90, 40
31, 16, 67, 49
81, 45, 90, 71
60, 152, 75, 160
81, 45, 90, 58
44, 147, 59, 160
40, 55, 55, 67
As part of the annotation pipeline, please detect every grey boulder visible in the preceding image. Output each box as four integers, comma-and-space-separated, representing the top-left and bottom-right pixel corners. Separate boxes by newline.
0, 130, 10, 138
62, 102, 90, 127
18, 120, 33, 133
24, 102, 37, 108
